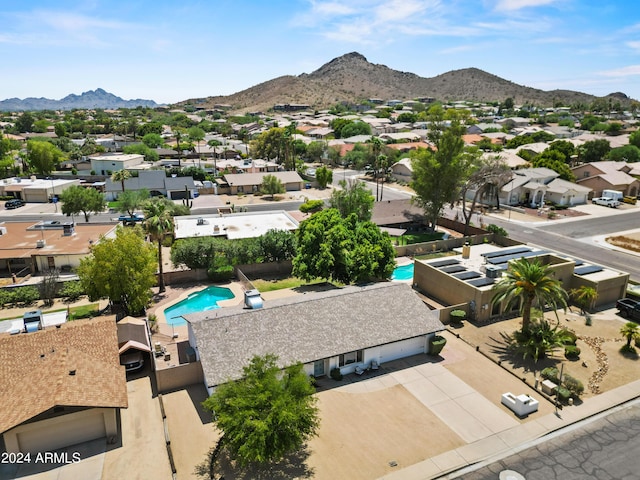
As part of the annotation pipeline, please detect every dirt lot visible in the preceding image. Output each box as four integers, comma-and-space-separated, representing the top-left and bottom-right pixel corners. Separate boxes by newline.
452, 308, 638, 399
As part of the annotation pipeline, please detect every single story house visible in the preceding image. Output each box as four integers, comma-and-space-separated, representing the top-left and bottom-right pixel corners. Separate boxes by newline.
104, 170, 197, 200
498, 168, 591, 207
413, 243, 628, 323
0, 221, 117, 276
0, 177, 80, 203
185, 282, 445, 394
0, 316, 128, 453
390, 158, 413, 181
174, 211, 299, 240
220, 171, 304, 195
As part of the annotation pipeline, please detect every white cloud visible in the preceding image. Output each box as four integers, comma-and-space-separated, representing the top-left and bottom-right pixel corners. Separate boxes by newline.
626, 41, 640, 51
494, 0, 559, 12
598, 65, 640, 77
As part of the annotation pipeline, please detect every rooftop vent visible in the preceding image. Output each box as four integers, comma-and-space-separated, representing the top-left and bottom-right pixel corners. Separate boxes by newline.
68, 369, 76, 376
36, 239, 46, 248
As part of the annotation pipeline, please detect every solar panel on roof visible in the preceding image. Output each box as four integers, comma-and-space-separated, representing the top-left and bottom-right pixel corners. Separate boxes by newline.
467, 277, 496, 287
453, 271, 481, 280
482, 246, 531, 258
441, 265, 467, 273
574, 265, 603, 276
486, 250, 548, 265
430, 258, 460, 267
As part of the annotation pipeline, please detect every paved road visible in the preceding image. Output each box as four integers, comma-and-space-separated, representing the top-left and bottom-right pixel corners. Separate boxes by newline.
332, 168, 413, 202
449, 399, 640, 480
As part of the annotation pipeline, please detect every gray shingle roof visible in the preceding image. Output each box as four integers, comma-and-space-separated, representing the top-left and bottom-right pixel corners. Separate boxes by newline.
187, 282, 443, 388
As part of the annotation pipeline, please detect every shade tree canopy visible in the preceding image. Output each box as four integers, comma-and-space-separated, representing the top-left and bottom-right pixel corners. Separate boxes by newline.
59, 185, 106, 222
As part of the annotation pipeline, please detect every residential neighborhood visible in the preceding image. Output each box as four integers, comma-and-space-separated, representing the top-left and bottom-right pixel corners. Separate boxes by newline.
1, 95, 640, 480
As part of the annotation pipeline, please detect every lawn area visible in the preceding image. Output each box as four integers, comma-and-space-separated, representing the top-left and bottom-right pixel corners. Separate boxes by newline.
414, 251, 458, 261
251, 277, 335, 292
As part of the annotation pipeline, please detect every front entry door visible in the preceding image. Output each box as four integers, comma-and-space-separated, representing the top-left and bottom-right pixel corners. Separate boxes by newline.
313, 360, 325, 377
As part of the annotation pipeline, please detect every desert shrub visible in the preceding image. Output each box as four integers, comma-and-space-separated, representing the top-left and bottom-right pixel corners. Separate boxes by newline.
564, 345, 581, 359
486, 224, 508, 237
541, 367, 559, 383
330, 367, 343, 381
299, 199, 324, 214
562, 374, 584, 397
560, 329, 577, 345
556, 386, 572, 403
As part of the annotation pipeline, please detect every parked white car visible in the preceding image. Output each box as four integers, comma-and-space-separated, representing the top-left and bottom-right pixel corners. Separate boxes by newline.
592, 197, 620, 208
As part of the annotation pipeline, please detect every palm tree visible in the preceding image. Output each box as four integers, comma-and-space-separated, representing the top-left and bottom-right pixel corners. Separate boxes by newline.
570, 286, 598, 315
492, 257, 568, 331
369, 136, 383, 200
111, 169, 131, 193
620, 322, 639, 349
143, 198, 174, 294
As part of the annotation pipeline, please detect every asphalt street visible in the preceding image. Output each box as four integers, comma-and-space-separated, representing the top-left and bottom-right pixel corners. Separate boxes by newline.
449, 399, 640, 480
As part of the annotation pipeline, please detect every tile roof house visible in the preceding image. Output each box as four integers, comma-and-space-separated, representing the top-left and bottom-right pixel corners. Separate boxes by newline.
572, 161, 640, 198
185, 282, 444, 393
0, 316, 128, 453
221, 171, 304, 195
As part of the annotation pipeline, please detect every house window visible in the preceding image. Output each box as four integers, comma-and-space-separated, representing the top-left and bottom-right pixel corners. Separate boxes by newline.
339, 350, 363, 366
237, 186, 244, 193
583, 171, 590, 178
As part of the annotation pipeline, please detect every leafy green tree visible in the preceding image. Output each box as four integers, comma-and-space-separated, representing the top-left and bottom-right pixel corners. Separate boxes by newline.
143, 198, 175, 293
580, 114, 604, 131
629, 130, 640, 149
171, 237, 219, 270
188, 126, 206, 154
306, 141, 326, 163
257, 229, 297, 263
340, 121, 371, 138
138, 121, 163, 136
547, 140, 576, 160
492, 258, 568, 332
411, 120, 471, 230
531, 150, 575, 181
123, 143, 159, 162
607, 145, 640, 163
329, 179, 374, 221
59, 185, 106, 222
315, 165, 333, 188
292, 209, 395, 284
397, 112, 418, 123
250, 127, 286, 162
202, 354, 319, 467
26, 140, 65, 175
117, 189, 150, 216
142, 133, 164, 148
620, 322, 639, 350
579, 139, 611, 163
261, 174, 285, 199
77, 227, 157, 316
15, 112, 34, 133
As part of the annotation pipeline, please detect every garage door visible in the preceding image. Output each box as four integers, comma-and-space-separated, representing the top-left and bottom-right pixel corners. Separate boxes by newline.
17, 410, 107, 453
380, 336, 426, 363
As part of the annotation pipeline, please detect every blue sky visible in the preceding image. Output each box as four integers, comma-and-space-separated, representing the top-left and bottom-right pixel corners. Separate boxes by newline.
1, 0, 639, 104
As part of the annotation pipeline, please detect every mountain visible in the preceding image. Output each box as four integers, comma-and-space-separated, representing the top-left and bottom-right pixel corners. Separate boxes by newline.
181, 52, 632, 113
0, 88, 159, 111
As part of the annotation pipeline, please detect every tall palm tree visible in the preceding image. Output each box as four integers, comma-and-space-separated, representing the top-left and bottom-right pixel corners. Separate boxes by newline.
111, 169, 131, 193
620, 322, 639, 349
143, 198, 174, 293
369, 136, 383, 201
492, 257, 568, 331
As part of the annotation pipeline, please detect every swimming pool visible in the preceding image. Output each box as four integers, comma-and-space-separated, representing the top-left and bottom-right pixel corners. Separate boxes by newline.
164, 286, 235, 326
392, 263, 414, 281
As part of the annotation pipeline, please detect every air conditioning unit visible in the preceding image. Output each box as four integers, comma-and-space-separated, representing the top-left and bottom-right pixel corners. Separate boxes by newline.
484, 265, 502, 278
36, 239, 46, 248
0, 226, 7, 235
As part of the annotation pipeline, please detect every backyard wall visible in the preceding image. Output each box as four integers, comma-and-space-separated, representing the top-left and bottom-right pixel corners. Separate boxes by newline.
155, 361, 204, 393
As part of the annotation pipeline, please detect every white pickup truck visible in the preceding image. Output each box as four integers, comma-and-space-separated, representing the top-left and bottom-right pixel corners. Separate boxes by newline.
592, 197, 621, 208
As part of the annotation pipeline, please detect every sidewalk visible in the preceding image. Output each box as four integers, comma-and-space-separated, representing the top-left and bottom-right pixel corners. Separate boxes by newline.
378, 376, 640, 480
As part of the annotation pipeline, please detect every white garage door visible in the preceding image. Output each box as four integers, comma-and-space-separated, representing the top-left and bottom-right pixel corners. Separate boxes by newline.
380, 336, 426, 363
17, 410, 107, 453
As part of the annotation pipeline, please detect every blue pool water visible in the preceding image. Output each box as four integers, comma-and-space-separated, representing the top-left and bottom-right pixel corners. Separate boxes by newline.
164, 286, 235, 326
392, 263, 414, 281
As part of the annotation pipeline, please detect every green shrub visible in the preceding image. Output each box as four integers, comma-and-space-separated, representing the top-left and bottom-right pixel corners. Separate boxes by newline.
59, 281, 84, 302
12, 286, 40, 306
330, 367, 343, 381
560, 329, 577, 345
207, 265, 235, 282
541, 367, 559, 383
299, 199, 325, 214
562, 374, 584, 397
429, 335, 447, 356
556, 386, 572, 403
564, 345, 581, 359
450, 309, 466, 324
0, 289, 14, 307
